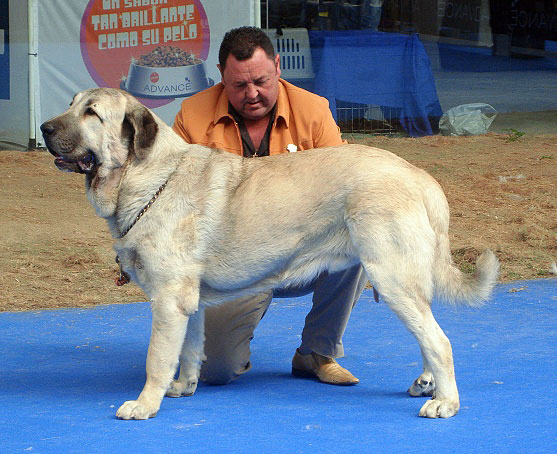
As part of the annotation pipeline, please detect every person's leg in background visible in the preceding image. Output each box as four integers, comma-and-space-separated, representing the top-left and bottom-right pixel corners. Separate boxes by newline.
201, 292, 273, 385
292, 264, 368, 385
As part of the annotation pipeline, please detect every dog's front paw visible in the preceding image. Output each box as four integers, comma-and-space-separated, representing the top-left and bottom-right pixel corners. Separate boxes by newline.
166, 379, 198, 397
408, 373, 435, 397
116, 400, 158, 420
419, 398, 459, 419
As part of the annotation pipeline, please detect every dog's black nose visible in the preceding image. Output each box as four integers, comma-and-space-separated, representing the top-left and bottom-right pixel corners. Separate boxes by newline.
40, 122, 55, 136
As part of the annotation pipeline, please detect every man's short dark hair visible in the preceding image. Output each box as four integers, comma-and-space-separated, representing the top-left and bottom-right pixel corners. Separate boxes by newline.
218, 26, 276, 70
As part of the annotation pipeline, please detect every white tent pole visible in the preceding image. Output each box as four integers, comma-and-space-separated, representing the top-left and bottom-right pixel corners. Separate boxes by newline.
253, 0, 261, 27
27, 0, 38, 149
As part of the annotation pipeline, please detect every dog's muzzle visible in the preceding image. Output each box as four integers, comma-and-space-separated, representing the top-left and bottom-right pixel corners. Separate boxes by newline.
40, 122, 96, 174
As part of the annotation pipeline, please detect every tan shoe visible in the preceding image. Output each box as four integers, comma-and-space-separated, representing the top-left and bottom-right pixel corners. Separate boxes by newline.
292, 349, 359, 385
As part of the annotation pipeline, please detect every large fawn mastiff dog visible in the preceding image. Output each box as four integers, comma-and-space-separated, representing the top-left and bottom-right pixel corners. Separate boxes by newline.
41, 88, 499, 420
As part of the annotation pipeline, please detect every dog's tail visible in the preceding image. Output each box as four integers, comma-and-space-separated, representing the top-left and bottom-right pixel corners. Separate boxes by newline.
434, 246, 499, 307
425, 183, 500, 307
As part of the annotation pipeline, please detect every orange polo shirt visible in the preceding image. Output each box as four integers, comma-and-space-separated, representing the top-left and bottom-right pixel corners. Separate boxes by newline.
172, 78, 345, 155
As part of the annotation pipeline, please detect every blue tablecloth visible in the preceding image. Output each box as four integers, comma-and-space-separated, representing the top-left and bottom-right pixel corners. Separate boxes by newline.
308, 30, 443, 137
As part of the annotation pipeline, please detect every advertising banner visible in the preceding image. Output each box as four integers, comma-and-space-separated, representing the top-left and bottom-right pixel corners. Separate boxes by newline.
36, 0, 254, 145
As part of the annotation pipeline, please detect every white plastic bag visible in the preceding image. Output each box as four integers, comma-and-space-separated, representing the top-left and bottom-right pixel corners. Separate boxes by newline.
439, 103, 497, 136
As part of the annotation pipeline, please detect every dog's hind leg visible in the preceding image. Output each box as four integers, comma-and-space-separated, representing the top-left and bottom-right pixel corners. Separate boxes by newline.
362, 262, 459, 418
166, 307, 205, 397
409, 310, 459, 418
408, 351, 435, 397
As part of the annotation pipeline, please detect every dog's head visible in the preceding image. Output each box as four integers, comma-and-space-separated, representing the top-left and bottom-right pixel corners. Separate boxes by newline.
41, 88, 158, 175
41, 88, 159, 217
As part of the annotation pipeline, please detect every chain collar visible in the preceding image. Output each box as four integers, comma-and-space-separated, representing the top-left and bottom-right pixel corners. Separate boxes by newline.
119, 179, 168, 239
114, 179, 168, 286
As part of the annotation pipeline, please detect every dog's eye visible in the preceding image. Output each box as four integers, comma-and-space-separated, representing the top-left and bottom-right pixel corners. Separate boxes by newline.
85, 106, 103, 122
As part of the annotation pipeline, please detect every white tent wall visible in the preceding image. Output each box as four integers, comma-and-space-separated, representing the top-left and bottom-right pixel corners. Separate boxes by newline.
0, 0, 259, 149
0, 0, 31, 150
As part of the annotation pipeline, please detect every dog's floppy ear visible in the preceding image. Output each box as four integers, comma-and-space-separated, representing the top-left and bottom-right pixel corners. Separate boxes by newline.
123, 101, 158, 159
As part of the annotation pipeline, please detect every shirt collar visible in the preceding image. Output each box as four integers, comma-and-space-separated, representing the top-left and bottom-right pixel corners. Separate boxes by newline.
213, 79, 290, 127
214, 83, 231, 124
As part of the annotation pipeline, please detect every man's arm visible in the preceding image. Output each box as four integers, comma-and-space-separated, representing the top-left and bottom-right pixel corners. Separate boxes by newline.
313, 98, 346, 148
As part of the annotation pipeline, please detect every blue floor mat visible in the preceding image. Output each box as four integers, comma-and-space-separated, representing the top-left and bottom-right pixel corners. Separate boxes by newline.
0, 279, 555, 453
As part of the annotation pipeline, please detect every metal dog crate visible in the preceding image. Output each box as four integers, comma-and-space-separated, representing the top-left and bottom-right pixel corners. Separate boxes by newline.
336, 102, 401, 135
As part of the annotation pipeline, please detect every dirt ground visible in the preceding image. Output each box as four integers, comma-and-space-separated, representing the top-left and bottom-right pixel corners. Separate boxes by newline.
1, 132, 556, 312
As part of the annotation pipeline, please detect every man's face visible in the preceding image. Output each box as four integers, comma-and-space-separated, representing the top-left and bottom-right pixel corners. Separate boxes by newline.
219, 48, 281, 121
